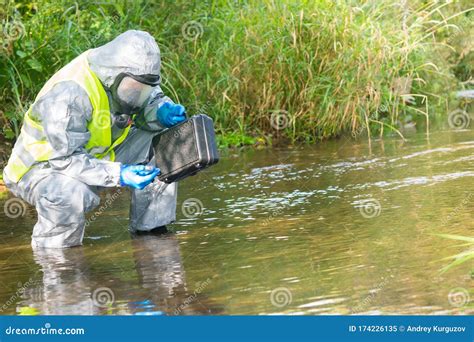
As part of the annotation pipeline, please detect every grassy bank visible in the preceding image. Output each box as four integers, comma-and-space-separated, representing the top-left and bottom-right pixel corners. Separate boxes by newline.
0, 0, 472, 147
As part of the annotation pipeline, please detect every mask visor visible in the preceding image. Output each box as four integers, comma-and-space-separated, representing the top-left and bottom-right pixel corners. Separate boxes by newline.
116, 76, 154, 110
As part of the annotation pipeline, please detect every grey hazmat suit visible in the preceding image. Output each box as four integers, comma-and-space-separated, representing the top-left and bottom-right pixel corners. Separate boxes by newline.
3, 30, 178, 248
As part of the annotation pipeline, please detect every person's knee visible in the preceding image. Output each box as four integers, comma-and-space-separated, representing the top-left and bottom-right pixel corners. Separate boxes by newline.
70, 181, 100, 213
37, 176, 100, 215
32, 177, 99, 249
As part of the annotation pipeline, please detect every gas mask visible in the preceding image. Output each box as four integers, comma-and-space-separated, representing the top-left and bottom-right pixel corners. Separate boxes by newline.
110, 72, 160, 119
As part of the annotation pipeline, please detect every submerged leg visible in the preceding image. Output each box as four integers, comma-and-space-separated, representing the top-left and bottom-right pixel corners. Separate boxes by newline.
129, 180, 177, 232
114, 127, 178, 232
31, 174, 100, 248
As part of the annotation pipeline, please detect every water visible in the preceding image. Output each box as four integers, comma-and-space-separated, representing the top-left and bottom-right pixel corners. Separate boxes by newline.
0, 130, 472, 315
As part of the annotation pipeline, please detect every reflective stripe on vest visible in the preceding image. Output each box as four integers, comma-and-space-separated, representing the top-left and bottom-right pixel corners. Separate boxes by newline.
4, 50, 130, 183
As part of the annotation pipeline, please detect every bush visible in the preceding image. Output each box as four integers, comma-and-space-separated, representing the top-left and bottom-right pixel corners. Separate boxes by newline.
0, 0, 472, 145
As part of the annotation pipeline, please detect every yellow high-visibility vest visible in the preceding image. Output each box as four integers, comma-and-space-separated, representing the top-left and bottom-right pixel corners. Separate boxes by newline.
4, 51, 131, 183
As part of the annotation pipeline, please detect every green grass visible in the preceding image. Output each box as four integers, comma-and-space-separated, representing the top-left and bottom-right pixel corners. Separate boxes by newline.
0, 0, 472, 146
435, 234, 474, 274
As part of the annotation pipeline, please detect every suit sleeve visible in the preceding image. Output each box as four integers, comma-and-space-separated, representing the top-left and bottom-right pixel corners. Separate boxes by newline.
135, 85, 175, 132
31, 81, 122, 187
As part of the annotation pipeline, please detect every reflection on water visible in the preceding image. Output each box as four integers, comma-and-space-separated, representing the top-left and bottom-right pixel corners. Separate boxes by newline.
1, 233, 219, 315
0, 130, 473, 315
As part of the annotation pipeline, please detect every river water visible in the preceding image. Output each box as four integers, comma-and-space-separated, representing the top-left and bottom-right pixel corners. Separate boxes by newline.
0, 130, 472, 315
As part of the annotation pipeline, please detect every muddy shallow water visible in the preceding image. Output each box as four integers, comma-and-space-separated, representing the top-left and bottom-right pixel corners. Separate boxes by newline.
0, 130, 472, 315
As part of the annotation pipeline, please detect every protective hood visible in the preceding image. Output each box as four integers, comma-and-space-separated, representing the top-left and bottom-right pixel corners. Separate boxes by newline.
87, 30, 161, 89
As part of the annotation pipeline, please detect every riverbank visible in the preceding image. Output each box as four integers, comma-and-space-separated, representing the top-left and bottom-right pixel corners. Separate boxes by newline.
1, 1, 472, 144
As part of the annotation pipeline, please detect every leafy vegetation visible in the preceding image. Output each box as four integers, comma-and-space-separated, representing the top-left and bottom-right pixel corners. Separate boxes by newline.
0, 0, 472, 147
435, 234, 474, 274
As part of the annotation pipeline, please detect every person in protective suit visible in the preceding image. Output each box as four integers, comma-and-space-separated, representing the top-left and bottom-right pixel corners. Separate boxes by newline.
3, 30, 186, 249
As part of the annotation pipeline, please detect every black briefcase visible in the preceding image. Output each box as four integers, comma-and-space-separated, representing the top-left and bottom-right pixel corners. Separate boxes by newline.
152, 114, 219, 183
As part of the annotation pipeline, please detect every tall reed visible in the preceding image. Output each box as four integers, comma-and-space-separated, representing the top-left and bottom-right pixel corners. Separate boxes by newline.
0, 0, 471, 145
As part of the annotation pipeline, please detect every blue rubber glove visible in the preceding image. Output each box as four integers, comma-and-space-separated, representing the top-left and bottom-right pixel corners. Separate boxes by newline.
156, 102, 186, 128
120, 165, 160, 190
